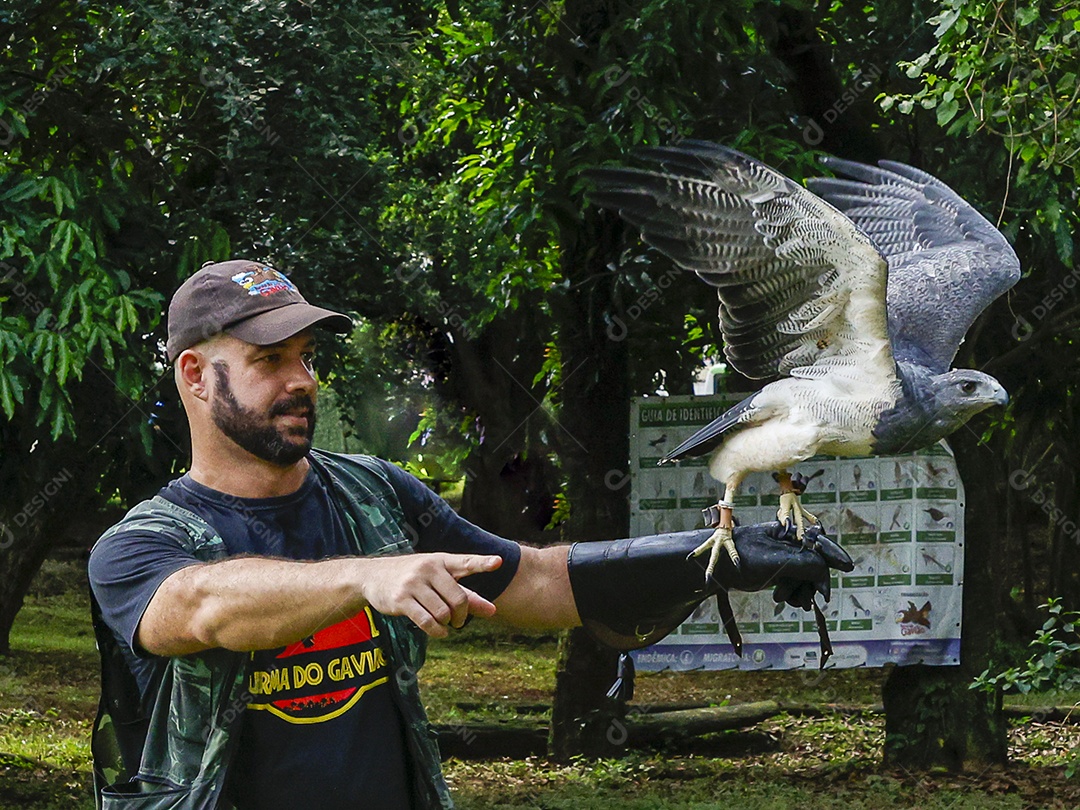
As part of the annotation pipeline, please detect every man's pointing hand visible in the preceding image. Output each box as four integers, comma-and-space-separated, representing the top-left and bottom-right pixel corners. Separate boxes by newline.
358, 553, 502, 637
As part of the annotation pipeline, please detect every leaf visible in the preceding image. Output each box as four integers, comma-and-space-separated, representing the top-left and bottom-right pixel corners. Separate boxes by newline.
54, 220, 75, 264
0, 372, 15, 419
936, 97, 960, 126
0, 179, 43, 203
139, 421, 154, 457
49, 399, 66, 440
1016, 6, 1040, 26
55, 337, 72, 386
1054, 217, 1074, 267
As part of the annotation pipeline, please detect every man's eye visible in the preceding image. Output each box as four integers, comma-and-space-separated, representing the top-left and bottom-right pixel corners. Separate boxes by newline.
260, 354, 280, 363
302, 353, 316, 365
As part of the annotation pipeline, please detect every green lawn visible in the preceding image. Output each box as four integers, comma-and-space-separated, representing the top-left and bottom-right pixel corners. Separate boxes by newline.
2, 561, 1079, 809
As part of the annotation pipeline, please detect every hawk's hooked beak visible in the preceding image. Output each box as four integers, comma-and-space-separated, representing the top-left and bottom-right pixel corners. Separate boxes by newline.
991, 382, 1009, 407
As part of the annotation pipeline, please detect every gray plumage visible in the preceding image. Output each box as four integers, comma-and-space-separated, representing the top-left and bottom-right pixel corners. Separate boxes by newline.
586, 142, 1018, 494
806, 158, 1020, 374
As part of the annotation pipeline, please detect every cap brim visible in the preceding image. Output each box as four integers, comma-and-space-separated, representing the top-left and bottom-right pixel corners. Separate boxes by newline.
225, 302, 353, 346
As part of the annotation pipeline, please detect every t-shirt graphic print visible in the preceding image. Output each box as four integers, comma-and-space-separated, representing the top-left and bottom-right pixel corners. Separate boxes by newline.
247, 606, 389, 723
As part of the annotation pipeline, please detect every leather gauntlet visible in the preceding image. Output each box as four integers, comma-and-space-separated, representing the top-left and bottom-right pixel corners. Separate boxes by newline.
567, 521, 853, 651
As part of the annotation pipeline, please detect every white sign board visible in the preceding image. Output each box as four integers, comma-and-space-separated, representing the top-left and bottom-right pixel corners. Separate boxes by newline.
629, 394, 963, 671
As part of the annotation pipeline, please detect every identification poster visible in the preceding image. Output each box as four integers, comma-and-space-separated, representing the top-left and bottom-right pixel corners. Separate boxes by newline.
629, 394, 963, 671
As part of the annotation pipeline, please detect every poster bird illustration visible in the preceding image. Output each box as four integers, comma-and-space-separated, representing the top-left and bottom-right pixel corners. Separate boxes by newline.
897, 601, 932, 628
849, 595, 869, 617
925, 460, 948, 479
588, 142, 1018, 578
922, 507, 949, 523
921, 552, 951, 572
839, 508, 877, 535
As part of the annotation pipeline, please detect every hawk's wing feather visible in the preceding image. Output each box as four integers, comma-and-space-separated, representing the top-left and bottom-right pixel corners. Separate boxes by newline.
806, 157, 1021, 372
586, 142, 894, 382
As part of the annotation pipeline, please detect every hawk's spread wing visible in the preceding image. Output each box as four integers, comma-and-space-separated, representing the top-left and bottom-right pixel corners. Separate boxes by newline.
806, 158, 1021, 373
586, 142, 894, 383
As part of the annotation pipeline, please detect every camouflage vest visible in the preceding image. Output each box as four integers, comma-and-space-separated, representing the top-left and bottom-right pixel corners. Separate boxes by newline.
89, 450, 452, 809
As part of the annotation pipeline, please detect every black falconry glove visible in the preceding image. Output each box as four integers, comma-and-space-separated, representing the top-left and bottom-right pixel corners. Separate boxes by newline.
567, 521, 853, 663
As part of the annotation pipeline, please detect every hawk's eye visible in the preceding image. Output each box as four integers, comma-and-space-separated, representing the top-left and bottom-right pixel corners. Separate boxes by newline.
959, 380, 977, 395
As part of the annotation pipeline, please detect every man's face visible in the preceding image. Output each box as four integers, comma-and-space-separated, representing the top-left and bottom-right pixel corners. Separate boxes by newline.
206, 331, 318, 466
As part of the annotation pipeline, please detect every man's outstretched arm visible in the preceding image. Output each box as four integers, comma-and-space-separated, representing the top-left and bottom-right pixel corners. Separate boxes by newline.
490, 545, 581, 630
136, 552, 502, 656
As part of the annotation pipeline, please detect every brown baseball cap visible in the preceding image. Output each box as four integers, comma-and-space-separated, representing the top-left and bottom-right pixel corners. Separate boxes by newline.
165, 260, 353, 361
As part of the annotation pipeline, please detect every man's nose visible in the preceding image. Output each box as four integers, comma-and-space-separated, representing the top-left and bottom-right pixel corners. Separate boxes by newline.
284, 357, 316, 393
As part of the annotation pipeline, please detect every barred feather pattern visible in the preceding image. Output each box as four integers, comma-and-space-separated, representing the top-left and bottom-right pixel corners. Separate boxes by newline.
585, 142, 895, 387
708, 372, 902, 487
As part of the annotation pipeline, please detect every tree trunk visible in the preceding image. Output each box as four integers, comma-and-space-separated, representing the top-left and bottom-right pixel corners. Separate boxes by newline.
549, 628, 625, 759
547, 206, 630, 757
0, 520, 54, 655
882, 430, 1009, 768
450, 312, 557, 545
0, 458, 98, 654
546, 304, 630, 758
759, 2, 883, 162
544, 0, 631, 760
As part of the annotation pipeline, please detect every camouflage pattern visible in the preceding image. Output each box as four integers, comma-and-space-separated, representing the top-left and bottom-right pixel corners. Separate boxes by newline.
90, 450, 452, 809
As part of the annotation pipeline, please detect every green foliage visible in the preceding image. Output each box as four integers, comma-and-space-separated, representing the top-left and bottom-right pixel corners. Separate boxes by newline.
973, 598, 1080, 775
974, 599, 1080, 696
0, 171, 163, 439
879, 0, 1080, 613
883, 0, 1080, 269
887, 1, 1080, 174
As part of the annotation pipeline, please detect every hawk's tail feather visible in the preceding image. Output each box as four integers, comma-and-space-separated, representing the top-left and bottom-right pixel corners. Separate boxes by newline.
661, 393, 759, 463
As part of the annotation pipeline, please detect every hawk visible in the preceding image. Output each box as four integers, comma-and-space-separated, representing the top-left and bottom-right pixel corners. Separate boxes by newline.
588, 143, 1019, 578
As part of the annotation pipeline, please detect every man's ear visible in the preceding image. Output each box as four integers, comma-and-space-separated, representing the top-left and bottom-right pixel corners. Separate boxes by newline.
176, 349, 210, 401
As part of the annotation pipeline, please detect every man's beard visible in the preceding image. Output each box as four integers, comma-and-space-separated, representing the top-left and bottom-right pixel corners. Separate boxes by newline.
211, 362, 316, 466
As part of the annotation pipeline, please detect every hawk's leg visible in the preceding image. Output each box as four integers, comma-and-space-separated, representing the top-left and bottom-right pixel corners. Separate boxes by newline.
775, 470, 821, 550
692, 484, 740, 581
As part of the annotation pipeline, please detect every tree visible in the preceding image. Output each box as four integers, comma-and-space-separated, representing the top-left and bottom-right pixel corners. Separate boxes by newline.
0, 2, 187, 652
0, 0, 421, 649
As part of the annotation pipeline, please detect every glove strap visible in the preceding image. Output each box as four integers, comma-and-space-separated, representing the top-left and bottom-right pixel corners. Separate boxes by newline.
605, 652, 636, 702
715, 590, 742, 657
701, 500, 735, 529
813, 598, 833, 670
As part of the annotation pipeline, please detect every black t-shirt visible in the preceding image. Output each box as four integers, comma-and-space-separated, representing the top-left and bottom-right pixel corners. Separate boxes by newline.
88, 456, 521, 810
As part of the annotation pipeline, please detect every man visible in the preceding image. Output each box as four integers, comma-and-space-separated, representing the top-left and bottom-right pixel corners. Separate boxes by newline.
88, 259, 850, 809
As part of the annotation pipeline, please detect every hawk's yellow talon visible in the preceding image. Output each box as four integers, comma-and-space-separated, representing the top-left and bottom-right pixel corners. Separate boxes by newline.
691, 525, 737, 581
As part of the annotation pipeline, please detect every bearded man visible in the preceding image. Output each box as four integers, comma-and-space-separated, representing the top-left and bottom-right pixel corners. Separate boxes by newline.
87, 259, 849, 810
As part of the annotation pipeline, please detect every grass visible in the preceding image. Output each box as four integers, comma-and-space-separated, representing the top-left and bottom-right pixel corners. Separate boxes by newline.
2, 560, 1080, 809
0, 564, 97, 809
447, 759, 1033, 809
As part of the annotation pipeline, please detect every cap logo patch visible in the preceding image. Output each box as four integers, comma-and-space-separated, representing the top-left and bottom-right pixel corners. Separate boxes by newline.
230, 265, 298, 297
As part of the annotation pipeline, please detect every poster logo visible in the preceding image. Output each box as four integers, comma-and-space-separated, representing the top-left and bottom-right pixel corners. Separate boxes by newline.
896, 600, 932, 636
